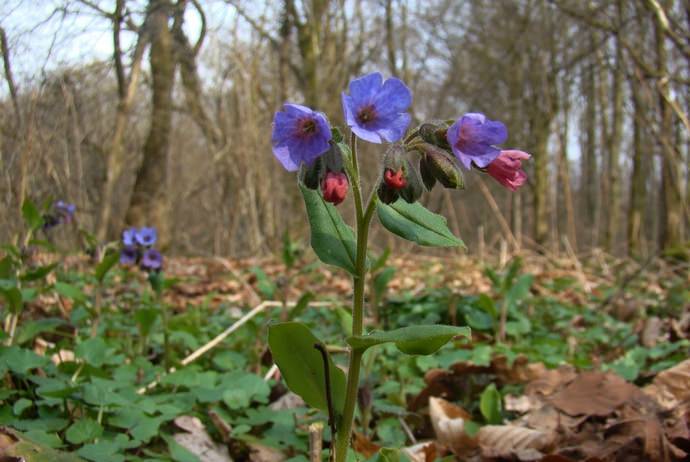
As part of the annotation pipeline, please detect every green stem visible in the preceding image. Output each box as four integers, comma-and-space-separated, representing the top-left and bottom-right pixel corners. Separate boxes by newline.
334, 134, 377, 462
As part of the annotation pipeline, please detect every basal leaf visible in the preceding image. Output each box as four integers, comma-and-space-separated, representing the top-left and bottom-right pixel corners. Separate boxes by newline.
268, 322, 346, 416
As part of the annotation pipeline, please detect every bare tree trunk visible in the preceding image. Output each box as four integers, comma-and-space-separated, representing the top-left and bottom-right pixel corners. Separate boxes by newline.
125, 0, 175, 246
628, 80, 646, 256
604, 1, 625, 253
558, 90, 577, 251
581, 51, 598, 249
595, 47, 610, 250
654, 6, 684, 252
96, 6, 150, 241
0, 28, 21, 127
1, 26, 26, 217
385, 0, 398, 77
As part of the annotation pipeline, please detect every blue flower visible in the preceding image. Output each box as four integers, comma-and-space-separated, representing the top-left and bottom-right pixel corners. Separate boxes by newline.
341, 72, 412, 144
271, 103, 332, 171
446, 113, 507, 169
141, 248, 163, 271
136, 227, 157, 247
122, 227, 137, 247
120, 245, 138, 265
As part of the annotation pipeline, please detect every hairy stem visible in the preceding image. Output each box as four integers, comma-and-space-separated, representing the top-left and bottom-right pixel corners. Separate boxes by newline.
334, 134, 377, 462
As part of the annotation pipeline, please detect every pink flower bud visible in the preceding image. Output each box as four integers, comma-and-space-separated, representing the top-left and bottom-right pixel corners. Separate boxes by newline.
383, 168, 407, 190
321, 171, 349, 205
487, 150, 531, 191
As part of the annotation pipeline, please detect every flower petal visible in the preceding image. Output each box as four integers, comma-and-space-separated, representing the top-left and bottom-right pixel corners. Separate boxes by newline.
376, 113, 411, 143
348, 72, 383, 105
373, 77, 412, 115
351, 124, 382, 144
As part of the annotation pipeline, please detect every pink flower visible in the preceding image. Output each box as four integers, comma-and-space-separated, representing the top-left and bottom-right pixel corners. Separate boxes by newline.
321, 171, 349, 205
487, 150, 530, 191
383, 168, 407, 190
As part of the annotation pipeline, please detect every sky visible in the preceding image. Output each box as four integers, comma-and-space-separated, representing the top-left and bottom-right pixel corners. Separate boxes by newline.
0, 0, 237, 92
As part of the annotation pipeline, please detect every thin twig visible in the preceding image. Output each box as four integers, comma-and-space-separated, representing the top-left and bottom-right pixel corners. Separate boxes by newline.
137, 299, 335, 394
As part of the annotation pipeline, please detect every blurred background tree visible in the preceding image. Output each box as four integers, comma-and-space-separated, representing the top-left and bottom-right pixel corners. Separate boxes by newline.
0, 0, 687, 258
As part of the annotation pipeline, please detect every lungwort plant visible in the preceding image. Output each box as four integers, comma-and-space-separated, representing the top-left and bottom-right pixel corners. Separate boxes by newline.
268, 72, 530, 460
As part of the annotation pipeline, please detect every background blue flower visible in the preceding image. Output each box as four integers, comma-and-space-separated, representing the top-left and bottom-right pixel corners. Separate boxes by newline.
141, 248, 163, 271
446, 113, 507, 169
136, 227, 158, 247
341, 72, 411, 144
271, 103, 332, 171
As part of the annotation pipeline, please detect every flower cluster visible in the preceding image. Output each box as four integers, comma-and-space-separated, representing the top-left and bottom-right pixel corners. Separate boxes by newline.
43, 200, 76, 230
270, 71, 529, 206
119, 227, 163, 272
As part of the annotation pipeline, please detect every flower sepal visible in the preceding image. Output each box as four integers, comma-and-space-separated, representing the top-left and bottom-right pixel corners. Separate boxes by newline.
417, 143, 464, 190
398, 158, 424, 204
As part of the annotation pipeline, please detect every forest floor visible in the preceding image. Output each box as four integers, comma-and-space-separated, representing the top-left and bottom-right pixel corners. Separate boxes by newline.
1, 248, 689, 461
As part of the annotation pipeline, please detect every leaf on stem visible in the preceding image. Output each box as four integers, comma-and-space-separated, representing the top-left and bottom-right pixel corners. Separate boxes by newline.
376, 200, 464, 248
300, 185, 357, 275
347, 325, 470, 355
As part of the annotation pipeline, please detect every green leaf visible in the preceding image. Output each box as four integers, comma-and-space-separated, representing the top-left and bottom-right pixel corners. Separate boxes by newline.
376, 200, 463, 247
21, 430, 64, 449
268, 322, 346, 415
54, 282, 86, 303
347, 325, 470, 355
250, 266, 276, 299
0, 255, 15, 278
0, 283, 23, 313
16, 318, 67, 345
13, 398, 33, 416
22, 199, 44, 230
480, 383, 502, 424
300, 185, 357, 274
0, 346, 49, 374
65, 419, 103, 444
288, 292, 314, 318
20, 263, 58, 282
220, 372, 270, 409
75, 337, 109, 367
2, 428, 80, 460
95, 251, 120, 284
162, 434, 201, 462
373, 267, 396, 298
77, 441, 124, 462
134, 307, 159, 337
334, 307, 353, 336
374, 447, 412, 462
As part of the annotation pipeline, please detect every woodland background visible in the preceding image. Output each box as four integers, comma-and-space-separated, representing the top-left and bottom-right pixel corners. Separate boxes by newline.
1, 0, 688, 258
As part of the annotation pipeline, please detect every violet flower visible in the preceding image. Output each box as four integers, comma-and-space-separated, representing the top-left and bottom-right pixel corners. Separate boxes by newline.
120, 245, 138, 265
487, 150, 531, 191
136, 227, 157, 247
122, 227, 137, 247
342, 72, 412, 144
54, 200, 76, 223
271, 103, 332, 171
447, 113, 507, 169
141, 248, 163, 271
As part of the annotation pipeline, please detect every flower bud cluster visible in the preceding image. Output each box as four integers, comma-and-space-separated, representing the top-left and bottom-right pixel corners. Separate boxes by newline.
270, 71, 531, 207
119, 227, 163, 272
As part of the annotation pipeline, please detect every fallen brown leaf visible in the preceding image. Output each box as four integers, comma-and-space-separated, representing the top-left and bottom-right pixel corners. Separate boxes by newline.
477, 424, 553, 460
644, 359, 690, 411
428, 397, 478, 457
547, 371, 641, 417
